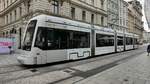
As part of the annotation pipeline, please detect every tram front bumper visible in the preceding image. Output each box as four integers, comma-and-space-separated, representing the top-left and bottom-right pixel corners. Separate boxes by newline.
17, 55, 36, 65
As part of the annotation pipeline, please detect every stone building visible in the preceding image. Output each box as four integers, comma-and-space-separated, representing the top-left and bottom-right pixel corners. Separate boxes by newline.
127, 0, 144, 42
145, 0, 150, 28
143, 31, 150, 43
119, 0, 128, 33
107, 0, 119, 31
0, 0, 108, 49
128, 6, 135, 36
107, 0, 128, 33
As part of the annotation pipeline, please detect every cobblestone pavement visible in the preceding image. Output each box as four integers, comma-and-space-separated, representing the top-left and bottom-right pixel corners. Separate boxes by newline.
0, 45, 148, 84
76, 52, 150, 84
0, 53, 20, 67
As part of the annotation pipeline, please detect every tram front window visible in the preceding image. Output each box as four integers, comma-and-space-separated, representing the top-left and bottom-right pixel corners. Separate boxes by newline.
23, 20, 37, 51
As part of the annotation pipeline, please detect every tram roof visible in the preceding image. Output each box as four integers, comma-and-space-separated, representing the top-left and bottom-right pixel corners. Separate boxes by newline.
31, 14, 92, 28
30, 15, 115, 32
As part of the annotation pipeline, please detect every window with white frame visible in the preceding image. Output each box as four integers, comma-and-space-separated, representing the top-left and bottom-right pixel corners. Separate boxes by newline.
71, 7, 75, 19
52, 0, 59, 14
82, 11, 86, 21
91, 14, 94, 24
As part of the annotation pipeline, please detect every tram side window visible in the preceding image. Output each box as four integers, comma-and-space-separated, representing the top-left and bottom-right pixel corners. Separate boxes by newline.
126, 37, 129, 45
126, 37, 132, 45
46, 29, 68, 50
130, 38, 133, 45
54, 29, 68, 49
117, 36, 123, 46
96, 34, 114, 47
126, 37, 133, 45
134, 38, 138, 44
136, 39, 138, 44
45, 28, 90, 50
69, 31, 90, 48
46, 29, 55, 49
35, 27, 47, 50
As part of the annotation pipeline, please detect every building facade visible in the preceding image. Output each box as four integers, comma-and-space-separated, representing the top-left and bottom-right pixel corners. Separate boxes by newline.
107, 0, 128, 33
107, 0, 119, 31
143, 31, 150, 43
127, 7, 134, 35
145, 0, 150, 29
127, 0, 144, 42
0, 0, 108, 49
119, 0, 128, 33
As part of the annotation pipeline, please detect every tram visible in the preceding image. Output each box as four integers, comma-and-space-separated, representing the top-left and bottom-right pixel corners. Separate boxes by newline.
17, 15, 139, 65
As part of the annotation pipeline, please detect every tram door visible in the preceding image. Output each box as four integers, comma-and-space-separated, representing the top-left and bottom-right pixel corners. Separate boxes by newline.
46, 29, 67, 63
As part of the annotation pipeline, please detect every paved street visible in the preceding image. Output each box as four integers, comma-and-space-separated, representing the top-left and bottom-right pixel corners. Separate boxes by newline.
0, 45, 149, 84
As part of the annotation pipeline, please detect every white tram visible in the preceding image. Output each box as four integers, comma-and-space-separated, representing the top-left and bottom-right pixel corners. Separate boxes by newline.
17, 15, 139, 65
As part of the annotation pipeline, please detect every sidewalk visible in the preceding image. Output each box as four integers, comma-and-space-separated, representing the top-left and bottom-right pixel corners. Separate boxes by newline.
0, 53, 19, 67
76, 52, 150, 84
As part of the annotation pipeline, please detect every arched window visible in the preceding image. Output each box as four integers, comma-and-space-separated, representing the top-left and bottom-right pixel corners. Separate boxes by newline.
52, 0, 59, 14
101, 16, 104, 26
27, 0, 31, 12
101, 0, 104, 8
11, 28, 17, 34
9, 30, 12, 35
14, 29, 17, 34
3, 32, 5, 37
6, 31, 8, 37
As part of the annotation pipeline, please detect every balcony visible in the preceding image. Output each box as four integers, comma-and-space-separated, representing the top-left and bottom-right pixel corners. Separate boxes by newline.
0, 0, 24, 16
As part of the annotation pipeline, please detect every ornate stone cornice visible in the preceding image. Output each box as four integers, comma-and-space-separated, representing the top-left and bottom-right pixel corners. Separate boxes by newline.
128, 0, 143, 16
0, 0, 30, 16
1, 9, 108, 31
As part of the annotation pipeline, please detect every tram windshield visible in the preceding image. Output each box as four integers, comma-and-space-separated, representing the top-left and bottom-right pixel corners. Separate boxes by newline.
22, 20, 37, 51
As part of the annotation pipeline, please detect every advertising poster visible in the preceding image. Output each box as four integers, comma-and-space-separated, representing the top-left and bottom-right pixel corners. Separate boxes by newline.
0, 38, 15, 54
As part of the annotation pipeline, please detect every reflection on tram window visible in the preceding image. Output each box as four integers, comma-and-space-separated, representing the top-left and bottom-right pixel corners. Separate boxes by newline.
35, 28, 46, 50
117, 36, 123, 46
35, 27, 90, 50
69, 31, 90, 48
23, 20, 37, 51
96, 34, 114, 47
134, 38, 138, 44
126, 37, 133, 45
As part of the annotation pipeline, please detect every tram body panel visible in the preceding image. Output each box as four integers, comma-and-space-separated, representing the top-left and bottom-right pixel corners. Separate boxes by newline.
46, 50, 68, 63
125, 45, 133, 50
95, 46, 115, 55
67, 48, 91, 60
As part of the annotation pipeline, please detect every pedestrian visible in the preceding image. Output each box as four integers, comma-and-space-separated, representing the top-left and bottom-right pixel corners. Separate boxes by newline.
147, 44, 150, 56
8, 46, 12, 54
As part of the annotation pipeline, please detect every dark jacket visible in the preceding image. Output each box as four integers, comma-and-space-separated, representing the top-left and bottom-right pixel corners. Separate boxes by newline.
147, 45, 150, 53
